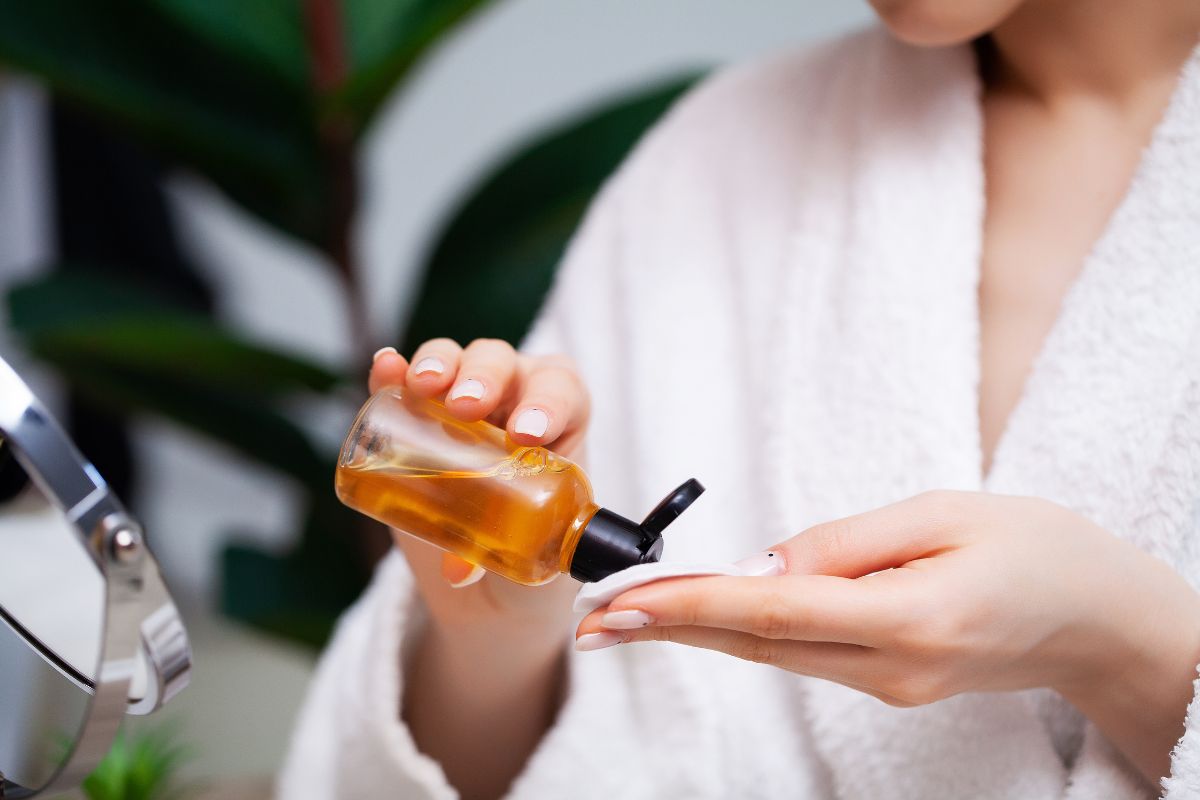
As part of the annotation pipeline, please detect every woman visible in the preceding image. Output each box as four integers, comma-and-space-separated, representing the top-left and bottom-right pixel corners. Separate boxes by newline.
280, 1, 1200, 797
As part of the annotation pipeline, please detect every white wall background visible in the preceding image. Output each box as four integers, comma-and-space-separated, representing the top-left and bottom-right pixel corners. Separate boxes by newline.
0, 0, 873, 781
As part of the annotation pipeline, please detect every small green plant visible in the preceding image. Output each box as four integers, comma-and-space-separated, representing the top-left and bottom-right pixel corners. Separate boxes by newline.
80, 726, 195, 800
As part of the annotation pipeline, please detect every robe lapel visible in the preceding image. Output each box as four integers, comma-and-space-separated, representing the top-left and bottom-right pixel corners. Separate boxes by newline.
984, 46, 1200, 563
989, 45, 1200, 800
775, 30, 1200, 799
769, 32, 1068, 799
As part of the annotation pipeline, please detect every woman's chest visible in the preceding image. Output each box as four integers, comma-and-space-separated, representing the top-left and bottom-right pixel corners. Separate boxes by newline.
977, 85, 1171, 473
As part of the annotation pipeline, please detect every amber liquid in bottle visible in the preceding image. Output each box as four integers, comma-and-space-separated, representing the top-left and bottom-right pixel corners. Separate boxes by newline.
335, 393, 597, 585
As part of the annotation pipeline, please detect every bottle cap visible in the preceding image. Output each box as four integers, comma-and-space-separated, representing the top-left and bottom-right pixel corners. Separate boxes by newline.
569, 478, 705, 583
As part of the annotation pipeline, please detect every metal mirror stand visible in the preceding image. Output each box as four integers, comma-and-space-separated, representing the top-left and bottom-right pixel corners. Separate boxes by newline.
0, 357, 190, 798
2, 514, 144, 799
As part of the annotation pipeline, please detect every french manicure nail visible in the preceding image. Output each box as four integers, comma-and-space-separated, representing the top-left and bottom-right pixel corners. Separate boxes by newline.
413, 356, 444, 376
575, 632, 624, 652
734, 551, 786, 577
448, 564, 485, 588
601, 609, 653, 629
448, 378, 485, 401
514, 407, 549, 437
373, 346, 398, 362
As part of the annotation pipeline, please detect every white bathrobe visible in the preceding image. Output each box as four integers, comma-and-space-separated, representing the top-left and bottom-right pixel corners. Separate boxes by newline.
279, 27, 1200, 799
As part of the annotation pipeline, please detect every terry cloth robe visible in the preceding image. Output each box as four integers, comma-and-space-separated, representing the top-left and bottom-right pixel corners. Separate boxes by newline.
278, 26, 1200, 800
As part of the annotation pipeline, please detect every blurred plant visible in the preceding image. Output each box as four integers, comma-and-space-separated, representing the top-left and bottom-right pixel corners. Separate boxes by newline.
0, 1, 700, 644
56, 725, 196, 800
82, 728, 195, 800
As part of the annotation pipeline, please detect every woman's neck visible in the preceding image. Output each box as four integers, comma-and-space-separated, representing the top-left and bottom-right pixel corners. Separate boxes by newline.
986, 0, 1200, 107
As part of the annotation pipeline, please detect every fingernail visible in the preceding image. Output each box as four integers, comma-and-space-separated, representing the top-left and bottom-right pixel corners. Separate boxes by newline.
734, 551, 786, 577
514, 407, 549, 438
373, 346, 398, 362
601, 609, 653, 629
448, 563, 485, 588
575, 632, 624, 652
413, 356, 444, 376
448, 378, 485, 401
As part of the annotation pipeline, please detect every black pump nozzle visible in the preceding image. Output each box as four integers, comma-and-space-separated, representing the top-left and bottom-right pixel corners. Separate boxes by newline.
569, 478, 705, 583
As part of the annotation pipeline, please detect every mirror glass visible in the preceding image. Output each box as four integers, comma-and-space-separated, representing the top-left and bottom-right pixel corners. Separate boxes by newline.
0, 443, 101, 791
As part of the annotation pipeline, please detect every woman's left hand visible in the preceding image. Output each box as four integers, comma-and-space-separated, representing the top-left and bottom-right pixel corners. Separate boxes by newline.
576, 491, 1200, 784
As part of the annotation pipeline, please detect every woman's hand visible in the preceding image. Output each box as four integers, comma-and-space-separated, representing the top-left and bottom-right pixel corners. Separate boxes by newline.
576, 491, 1200, 784
371, 339, 590, 800
371, 338, 588, 631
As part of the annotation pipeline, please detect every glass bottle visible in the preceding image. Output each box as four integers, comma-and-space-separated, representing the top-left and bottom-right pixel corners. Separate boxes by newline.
335, 386, 703, 585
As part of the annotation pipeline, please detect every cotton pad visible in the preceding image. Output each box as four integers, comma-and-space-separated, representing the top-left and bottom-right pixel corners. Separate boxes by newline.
573, 561, 745, 614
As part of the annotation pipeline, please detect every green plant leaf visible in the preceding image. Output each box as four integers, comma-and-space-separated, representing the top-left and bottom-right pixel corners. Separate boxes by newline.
400, 72, 704, 351
337, 0, 490, 131
152, 0, 309, 88
6, 271, 340, 488
0, 1, 497, 243
51, 359, 331, 490
8, 271, 342, 396
83, 725, 195, 800
221, 494, 380, 647
0, 0, 327, 244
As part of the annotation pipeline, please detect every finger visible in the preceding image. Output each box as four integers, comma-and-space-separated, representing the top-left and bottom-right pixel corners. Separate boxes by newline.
368, 346, 410, 393
405, 338, 463, 398
574, 624, 907, 705
772, 490, 973, 579
441, 552, 485, 588
445, 339, 518, 421
584, 574, 903, 646
582, 622, 877, 678
507, 358, 589, 448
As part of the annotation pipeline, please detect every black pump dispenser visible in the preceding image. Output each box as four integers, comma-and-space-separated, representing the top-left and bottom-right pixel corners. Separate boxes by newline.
569, 479, 705, 582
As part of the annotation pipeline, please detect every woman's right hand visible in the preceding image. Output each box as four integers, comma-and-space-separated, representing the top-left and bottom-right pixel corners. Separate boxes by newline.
371, 338, 590, 798
369, 337, 590, 639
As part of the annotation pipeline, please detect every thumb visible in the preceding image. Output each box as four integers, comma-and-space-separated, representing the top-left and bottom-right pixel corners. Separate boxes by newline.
770, 491, 968, 578
441, 552, 485, 588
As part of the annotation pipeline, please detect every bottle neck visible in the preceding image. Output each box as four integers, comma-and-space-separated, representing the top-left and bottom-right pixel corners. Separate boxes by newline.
558, 502, 600, 576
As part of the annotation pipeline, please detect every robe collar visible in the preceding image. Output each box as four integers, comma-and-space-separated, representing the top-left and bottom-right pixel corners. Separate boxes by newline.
769, 30, 1200, 799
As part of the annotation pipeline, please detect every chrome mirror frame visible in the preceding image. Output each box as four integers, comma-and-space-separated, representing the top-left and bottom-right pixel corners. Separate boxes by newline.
0, 356, 190, 798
